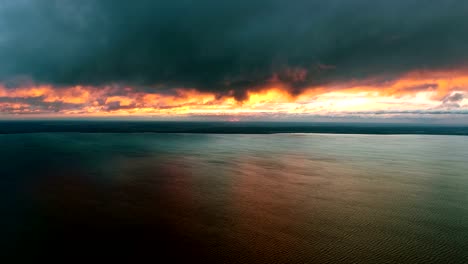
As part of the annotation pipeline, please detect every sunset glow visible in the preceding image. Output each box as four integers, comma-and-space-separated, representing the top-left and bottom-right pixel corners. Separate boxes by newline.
1, 70, 467, 118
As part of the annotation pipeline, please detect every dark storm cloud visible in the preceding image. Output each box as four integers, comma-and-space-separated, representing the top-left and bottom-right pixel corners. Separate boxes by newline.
437, 92, 465, 109
1, 0, 468, 99
443, 93, 464, 103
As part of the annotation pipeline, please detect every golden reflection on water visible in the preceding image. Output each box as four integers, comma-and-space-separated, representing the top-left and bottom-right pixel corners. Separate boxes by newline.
2, 133, 468, 262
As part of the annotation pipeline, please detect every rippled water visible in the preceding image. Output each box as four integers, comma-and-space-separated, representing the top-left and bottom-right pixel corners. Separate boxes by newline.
1, 133, 468, 263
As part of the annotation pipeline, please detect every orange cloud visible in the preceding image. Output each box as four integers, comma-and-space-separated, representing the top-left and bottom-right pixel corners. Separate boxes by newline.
0, 69, 467, 117
335, 69, 468, 99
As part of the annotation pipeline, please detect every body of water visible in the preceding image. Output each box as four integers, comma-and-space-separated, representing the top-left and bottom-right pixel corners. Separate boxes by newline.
1, 133, 468, 263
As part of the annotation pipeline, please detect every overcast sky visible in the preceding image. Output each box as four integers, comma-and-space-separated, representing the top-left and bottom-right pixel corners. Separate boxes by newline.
1, 0, 468, 120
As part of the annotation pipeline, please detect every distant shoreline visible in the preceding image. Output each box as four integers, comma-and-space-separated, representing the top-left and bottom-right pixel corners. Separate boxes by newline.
0, 121, 467, 135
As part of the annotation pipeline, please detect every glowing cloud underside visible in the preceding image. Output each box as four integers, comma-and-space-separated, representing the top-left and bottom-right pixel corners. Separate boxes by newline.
0, 70, 467, 119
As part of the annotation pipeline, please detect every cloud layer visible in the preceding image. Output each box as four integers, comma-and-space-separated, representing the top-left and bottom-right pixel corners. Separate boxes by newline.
2, 0, 468, 99
0, 70, 467, 118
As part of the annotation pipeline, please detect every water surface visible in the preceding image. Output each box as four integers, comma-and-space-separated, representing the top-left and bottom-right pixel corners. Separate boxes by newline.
1, 133, 468, 263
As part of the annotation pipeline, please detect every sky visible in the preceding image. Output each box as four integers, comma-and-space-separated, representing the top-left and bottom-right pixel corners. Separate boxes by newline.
1, 0, 468, 122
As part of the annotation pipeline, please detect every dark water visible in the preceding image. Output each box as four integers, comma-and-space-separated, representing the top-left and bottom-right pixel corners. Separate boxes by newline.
1, 120, 468, 135
1, 133, 468, 263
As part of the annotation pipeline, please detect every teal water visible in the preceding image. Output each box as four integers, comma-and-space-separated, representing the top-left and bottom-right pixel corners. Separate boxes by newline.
1, 133, 468, 262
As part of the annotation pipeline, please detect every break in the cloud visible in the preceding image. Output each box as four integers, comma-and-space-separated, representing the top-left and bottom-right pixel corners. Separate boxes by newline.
1, 0, 468, 118
0, 70, 467, 119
